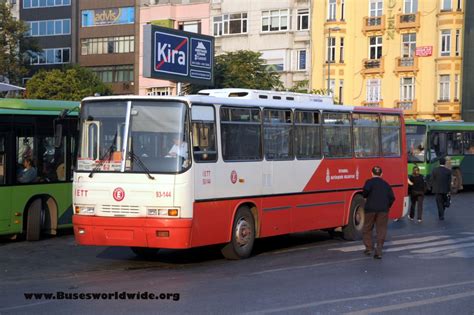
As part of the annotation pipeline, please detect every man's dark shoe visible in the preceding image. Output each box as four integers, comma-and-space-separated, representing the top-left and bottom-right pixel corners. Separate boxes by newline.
363, 249, 372, 256
373, 254, 382, 259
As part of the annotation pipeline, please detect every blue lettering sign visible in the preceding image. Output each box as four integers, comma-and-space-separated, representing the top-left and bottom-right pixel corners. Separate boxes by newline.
191, 38, 212, 69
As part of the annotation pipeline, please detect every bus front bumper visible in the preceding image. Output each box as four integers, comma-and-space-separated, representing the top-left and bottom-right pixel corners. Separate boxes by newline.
73, 215, 192, 249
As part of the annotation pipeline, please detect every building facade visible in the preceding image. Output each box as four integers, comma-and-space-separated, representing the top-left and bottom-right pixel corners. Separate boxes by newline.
20, 0, 76, 85
77, 0, 139, 94
312, 0, 465, 120
210, 0, 311, 90
138, 0, 211, 96
461, 0, 474, 122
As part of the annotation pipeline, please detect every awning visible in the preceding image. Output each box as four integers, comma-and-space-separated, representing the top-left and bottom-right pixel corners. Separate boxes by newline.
0, 83, 25, 92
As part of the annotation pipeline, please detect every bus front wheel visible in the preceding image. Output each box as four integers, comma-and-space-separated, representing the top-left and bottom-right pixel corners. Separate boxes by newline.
130, 247, 160, 259
343, 195, 365, 241
221, 206, 255, 260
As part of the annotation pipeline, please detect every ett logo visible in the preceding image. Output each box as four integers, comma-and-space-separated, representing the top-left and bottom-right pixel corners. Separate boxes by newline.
113, 187, 125, 202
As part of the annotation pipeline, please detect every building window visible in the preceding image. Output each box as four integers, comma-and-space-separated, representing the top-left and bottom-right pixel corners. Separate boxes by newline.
178, 21, 202, 34
340, 37, 345, 63
262, 9, 289, 32
146, 87, 171, 96
440, 30, 451, 57
23, 0, 70, 8
81, 36, 135, 55
369, 36, 382, 59
341, 0, 345, 20
339, 80, 344, 104
297, 9, 309, 30
327, 37, 336, 62
297, 50, 307, 70
213, 13, 248, 36
29, 47, 70, 65
441, 0, 452, 11
327, 79, 335, 96
26, 19, 71, 37
404, 0, 418, 13
400, 77, 415, 101
455, 29, 461, 56
370, 0, 383, 17
439, 75, 450, 101
90, 65, 134, 83
328, 0, 337, 21
402, 33, 416, 57
454, 74, 459, 100
457, 0, 462, 11
367, 79, 381, 103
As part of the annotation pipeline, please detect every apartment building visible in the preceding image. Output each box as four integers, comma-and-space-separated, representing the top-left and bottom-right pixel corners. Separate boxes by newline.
210, 0, 311, 90
312, 0, 464, 120
462, 0, 474, 122
78, 0, 139, 94
138, 0, 211, 96
20, 0, 76, 85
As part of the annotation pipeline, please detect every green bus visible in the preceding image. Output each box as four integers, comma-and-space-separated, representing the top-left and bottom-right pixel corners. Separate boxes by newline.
406, 120, 474, 193
0, 98, 78, 240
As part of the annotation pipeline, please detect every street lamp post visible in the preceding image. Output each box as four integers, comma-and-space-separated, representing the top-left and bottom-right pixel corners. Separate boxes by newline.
327, 27, 341, 96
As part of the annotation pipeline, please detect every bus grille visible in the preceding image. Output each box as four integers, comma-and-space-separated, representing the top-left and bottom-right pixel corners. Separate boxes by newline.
100, 205, 140, 216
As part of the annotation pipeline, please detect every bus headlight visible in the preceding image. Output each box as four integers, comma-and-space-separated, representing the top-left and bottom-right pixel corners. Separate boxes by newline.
147, 208, 179, 217
75, 206, 95, 215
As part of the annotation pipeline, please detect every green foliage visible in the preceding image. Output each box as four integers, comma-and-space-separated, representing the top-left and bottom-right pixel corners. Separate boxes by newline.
187, 50, 283, 94
0, 2, 39, 85
26, 66, 112, 101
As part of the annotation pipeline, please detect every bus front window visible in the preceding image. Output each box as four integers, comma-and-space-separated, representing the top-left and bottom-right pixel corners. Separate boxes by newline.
77, 100, 189, 174
406, 125, 426, 163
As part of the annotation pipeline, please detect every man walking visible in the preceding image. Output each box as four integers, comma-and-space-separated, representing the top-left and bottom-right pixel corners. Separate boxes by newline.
431, 157, 452, 220
362, 166, 395, 259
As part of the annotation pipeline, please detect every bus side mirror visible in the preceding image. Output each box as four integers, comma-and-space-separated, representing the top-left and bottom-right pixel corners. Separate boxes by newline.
54, 124, 63, 148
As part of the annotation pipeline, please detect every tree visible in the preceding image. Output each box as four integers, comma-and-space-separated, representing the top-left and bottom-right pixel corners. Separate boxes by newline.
0, 2, 39, 85
187, 50, 283, 93
26, 66, 112, 101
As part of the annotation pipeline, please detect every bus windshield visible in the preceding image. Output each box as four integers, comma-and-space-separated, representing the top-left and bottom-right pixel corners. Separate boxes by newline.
406, 124, 426, 163
77, 100, 189, 174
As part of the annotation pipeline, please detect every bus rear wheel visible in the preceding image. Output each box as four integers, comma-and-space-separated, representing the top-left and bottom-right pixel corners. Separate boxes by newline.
130, 247, 160, 259
221, 206, 255, 260
343, 195, 365, 241
26, 199, 44, 241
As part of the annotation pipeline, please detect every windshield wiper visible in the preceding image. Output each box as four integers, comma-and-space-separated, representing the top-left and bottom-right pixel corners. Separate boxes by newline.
88, 144, 116, 178
128, 151, 155, 180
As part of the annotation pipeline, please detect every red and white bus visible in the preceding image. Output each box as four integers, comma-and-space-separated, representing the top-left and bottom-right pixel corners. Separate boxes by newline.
73, 89, 409, 259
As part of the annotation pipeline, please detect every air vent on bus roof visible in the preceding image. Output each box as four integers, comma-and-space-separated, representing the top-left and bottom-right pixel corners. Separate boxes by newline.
259, 95, 268, 99
228, 92, 249, 97
273, 96, 282, 100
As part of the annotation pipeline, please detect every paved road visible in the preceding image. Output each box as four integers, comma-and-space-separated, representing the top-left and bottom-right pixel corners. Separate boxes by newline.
1, 191, 474, 314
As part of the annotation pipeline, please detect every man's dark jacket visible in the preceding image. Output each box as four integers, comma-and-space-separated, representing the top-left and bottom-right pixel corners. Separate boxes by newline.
431, 166, 451, 194
362, 177, 395, 213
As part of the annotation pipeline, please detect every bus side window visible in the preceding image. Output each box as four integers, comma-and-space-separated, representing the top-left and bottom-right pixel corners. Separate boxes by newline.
191, 105, 217, 162
430, 132, 446, 161
447, 132, 462, 155
464, 132, 474, 154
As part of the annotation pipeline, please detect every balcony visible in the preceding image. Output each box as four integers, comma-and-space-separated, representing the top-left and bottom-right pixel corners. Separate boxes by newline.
362, 58, 385, 76
394, 57, 419, 73
362, 16, 385, 33
396, 12, 420, 30
434, 101, 461, 116
395, 99, 417, 114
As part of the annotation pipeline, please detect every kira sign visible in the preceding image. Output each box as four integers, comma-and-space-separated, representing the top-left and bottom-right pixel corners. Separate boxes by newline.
143, 25, 214, 86
415, 46, 433, 57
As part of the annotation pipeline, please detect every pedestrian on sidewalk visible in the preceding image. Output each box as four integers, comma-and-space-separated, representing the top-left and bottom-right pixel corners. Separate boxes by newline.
408, 166, 426, 222
362, 166, 395, 259
431, 157, 452, 221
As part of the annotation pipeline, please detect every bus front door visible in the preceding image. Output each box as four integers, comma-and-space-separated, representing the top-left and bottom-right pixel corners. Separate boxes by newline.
0, 133, 12, 233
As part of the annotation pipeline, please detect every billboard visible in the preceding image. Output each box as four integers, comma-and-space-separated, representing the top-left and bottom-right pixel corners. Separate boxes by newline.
143, 25, 214, 86
81, 7, 135, 27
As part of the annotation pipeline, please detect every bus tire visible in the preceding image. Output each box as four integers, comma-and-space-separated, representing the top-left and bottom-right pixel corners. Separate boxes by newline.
130, 247, 159, 258
451, 169, 462, 194
26, 199, 43, 241
343, 195, 365, 241
221, 206, 255, 260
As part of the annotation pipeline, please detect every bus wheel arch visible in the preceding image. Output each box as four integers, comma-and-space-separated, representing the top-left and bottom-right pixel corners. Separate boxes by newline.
221, 204, 256, 260
342, 194, 365, 241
